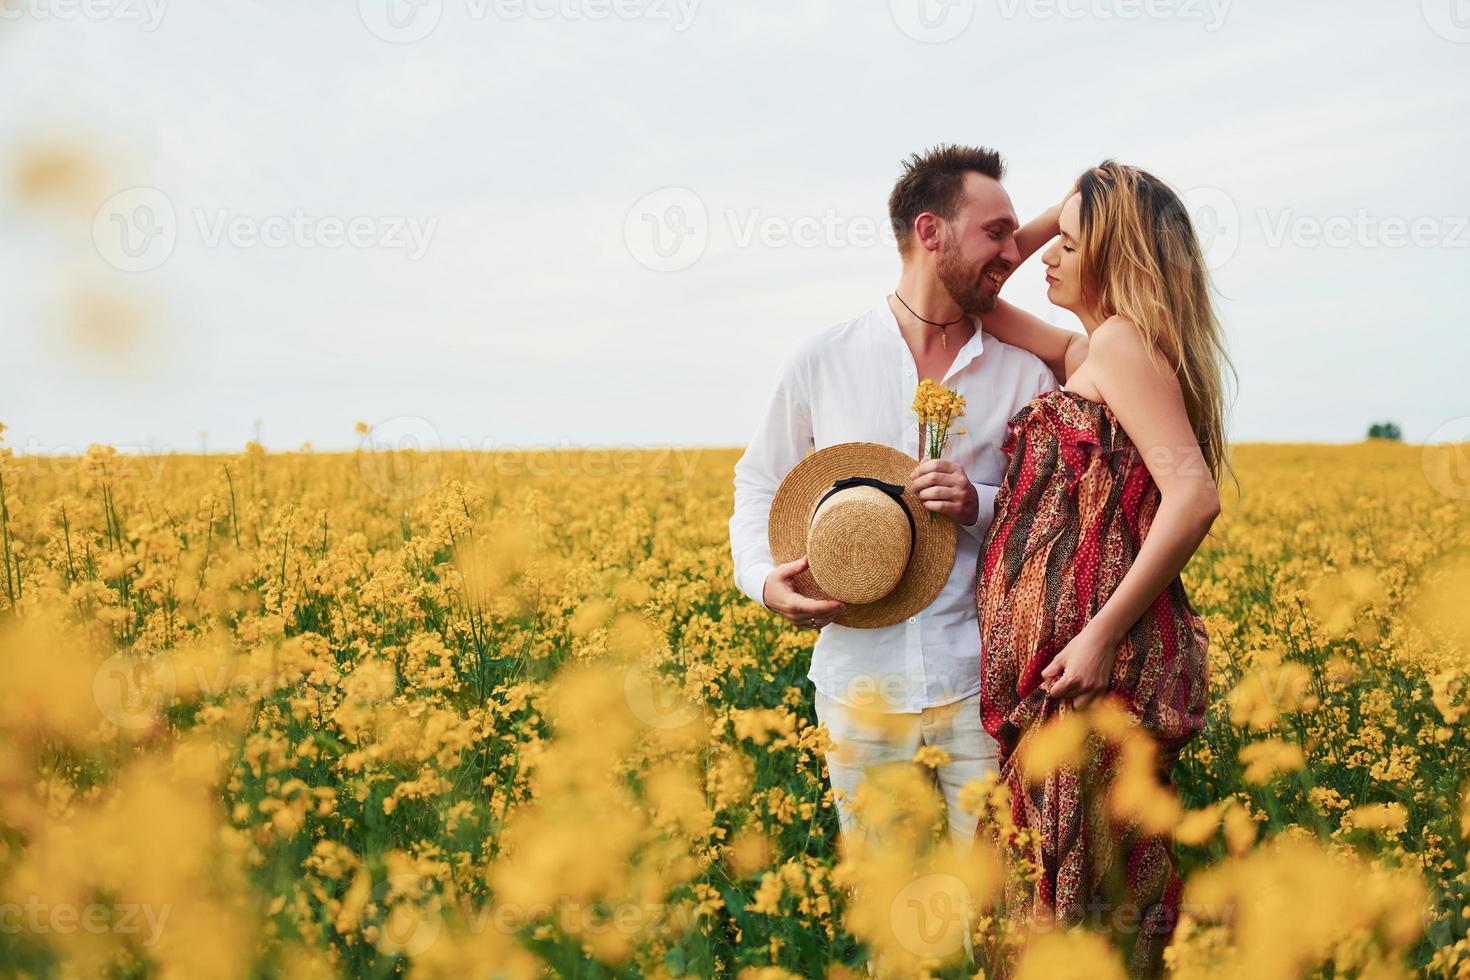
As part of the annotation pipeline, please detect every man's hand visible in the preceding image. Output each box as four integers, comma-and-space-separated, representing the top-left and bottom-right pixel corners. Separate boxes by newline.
908, 458, 979, 526
762, 556, 847, 630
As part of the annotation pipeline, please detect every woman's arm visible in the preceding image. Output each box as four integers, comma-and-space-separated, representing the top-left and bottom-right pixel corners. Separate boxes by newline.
981, 202, 1089, 381
980, 300, 1089, 383
1015, 202, 1061, 266
1041, 316, 1221, 708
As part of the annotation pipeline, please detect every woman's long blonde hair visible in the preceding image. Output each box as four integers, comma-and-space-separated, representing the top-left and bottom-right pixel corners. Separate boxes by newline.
1074, 160, 1237, 487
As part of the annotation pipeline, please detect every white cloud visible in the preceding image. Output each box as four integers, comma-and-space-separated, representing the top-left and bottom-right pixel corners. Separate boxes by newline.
0, 0, 1466, 451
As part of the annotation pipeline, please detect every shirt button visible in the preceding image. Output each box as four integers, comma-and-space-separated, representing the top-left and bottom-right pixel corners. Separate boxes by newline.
907, 616, 917, 624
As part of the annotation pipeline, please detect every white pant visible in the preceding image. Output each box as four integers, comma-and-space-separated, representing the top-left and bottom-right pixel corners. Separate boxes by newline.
814, 689, 999, 853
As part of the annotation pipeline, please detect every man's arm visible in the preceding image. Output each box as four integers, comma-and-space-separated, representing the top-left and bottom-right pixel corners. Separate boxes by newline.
957, 483, 1002, 545
729, 345, 814, 609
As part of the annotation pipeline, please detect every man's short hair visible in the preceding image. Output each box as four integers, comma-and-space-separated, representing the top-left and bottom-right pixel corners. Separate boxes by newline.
888, 144, 1006, 252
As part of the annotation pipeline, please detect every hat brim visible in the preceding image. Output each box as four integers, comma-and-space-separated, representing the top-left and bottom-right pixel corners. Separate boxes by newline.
768, 442, 956, 629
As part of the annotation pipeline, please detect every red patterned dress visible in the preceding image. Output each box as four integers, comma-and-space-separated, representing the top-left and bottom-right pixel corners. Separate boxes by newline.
976, 387, 1209, 976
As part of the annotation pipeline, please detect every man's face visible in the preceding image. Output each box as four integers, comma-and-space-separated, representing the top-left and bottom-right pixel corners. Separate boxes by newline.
934, 172, 1021, 315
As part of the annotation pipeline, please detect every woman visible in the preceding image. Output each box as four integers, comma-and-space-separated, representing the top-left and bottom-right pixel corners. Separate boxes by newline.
973, 161, 1233, 976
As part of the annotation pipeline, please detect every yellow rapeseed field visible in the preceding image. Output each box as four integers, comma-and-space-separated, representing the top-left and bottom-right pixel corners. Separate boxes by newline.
0, 424, 1468, 978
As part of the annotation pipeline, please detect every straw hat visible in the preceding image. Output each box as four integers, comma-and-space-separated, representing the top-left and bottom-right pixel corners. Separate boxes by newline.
767, 442, 957, 629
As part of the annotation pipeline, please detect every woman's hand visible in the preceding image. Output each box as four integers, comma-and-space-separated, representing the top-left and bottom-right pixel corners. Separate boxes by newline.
1039, 627, 1116, 709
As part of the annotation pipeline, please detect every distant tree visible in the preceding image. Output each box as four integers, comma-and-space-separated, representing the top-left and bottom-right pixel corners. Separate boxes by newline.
1367, 421, 1403, 441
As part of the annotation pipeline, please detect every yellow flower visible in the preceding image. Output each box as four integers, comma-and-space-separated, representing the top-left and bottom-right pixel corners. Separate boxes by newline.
1238, 738, 1306, 785
1453, 783, 1470, 842
1017, 710, 1088, 783
1174, 804, 1222, 846
911, 379, 967, 460
1015, 929, 1127, 980
0, 425, 1465, 977
1343, 802, 1408, 834
746, 871, 785, 915
911, 745, 951, 768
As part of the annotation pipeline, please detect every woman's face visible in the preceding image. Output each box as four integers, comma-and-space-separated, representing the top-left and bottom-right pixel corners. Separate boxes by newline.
1042, 192, 1084, 312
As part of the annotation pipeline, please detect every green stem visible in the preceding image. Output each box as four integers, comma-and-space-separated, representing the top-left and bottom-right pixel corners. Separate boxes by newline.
61, 503, 76, 584
224, 464, 241, 548
0, 472, 14, 607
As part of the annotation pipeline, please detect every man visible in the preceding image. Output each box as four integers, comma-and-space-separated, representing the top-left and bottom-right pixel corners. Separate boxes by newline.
727, 144, 1058, 853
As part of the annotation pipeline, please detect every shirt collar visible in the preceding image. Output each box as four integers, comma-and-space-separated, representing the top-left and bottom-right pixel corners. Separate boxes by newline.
876, 297, 985, 384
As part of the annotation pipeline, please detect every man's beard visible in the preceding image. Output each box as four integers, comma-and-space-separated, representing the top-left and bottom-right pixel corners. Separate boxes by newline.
937, 239, 1000, 315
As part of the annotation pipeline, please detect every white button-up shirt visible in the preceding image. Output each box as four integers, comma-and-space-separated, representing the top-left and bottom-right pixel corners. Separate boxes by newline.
729, 298, 1057, 713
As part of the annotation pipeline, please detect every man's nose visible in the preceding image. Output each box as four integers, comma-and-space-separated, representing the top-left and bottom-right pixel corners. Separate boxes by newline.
999, 234, 1022, 269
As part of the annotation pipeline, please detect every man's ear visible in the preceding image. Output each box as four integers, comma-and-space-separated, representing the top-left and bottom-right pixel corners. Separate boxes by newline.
913, 212, 943, 254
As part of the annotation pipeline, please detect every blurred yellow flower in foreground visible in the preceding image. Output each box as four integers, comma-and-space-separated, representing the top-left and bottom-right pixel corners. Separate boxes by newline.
0, 439, 1460, 977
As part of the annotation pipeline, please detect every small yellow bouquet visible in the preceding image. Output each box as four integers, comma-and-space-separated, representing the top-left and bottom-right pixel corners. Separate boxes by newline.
912, 379, 967, 461
911, 380, 967, 523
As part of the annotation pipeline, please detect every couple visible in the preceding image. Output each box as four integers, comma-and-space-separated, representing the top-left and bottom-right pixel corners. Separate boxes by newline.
728, 144, 1228, 975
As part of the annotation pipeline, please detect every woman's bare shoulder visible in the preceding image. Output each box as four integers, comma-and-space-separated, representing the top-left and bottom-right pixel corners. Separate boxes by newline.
1089, 315, 1170, 374
1089, 314, 1145, 352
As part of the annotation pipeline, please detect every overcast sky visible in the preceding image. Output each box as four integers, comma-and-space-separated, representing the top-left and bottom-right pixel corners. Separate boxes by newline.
2, 0, 1467, 455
